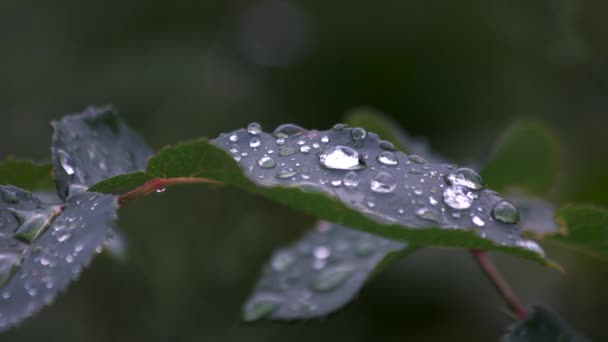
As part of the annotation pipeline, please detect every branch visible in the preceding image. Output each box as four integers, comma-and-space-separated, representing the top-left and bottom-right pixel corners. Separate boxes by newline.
118, 177, 222, 205
470, 250, 527, 319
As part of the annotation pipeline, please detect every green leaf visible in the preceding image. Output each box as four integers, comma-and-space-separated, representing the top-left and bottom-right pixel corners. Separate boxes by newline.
51, 106, 152, 200
0, 186, 117, 332
0, 158, 54, 191
345, 107, 444, 163
143, 124, 552, 266
482, 121, 559, 196
88, 171, 146, 194
502, 306, 589, 342
243, 221, 413, 321
548, 205, 608, 258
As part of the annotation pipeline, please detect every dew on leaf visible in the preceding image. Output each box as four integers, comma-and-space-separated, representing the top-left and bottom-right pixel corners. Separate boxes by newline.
445, 167, 485, 190
273, 124, 307, 138
299, 145, 311, 154
379, 141, 396, 151
408, 155, 427, 164
351, 127, 367, 143
416, 207, 442, 223
229, 134, 239, 142
492, 200, 520, 224
56, 150, 75, 176
311, 266, 353, 292
377, 151, 398, 166
247, 122, 262, 135
279, 147, 296, 156
321, 136, 329, 143
370, 172, 397, 194
443, 185, 474, 210
472, 216, 485, 227
313, 246, 331, 259
258, 155, 277, 169
343, 171, 359, 189
276, 168, 298, 179
249, 138, 261, 148
318, 146, 366, 170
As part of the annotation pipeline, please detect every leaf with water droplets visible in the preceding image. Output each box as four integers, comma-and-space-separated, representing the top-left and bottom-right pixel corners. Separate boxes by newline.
0, 186, 117, 332
482, 121, 559, 196
242, 222, 412, 321
0, 158, 54, 191
501, 306, 589, 342
144, 125, 553, 266
51, 106, 153, 200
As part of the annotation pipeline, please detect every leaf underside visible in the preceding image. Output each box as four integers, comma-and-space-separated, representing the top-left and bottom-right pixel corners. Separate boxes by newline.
242, 221, 412, 321
0, 186, 117, 332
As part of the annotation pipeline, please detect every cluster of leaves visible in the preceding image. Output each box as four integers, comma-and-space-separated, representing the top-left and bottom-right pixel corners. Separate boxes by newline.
0, 106, 605, 340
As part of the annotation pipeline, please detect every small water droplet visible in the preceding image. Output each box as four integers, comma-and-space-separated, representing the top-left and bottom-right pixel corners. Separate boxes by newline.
276, 138, 286, 146
343, 171, 359, 189
332, 123, 347, 130
379, 141, 396, 151
258, 155, 277, 169
276, 168, 298, 179
56, 149, 76, 175
313, 246, 331, 259
299, 145, 311, 154
472, 215, 485, 227
249, 138, 261, 148
321, 136, 329, 143
416, 207, 442, 223
408, 155, 427, 164
156, 188, 166, 193
318, 146, 366, 170
429, 196, 438, 206
514, 240, 544, 256
377, 151, 398, 166
370, 172, 397, 193
229, 134, 239, 142
330, 179, 342, 187
445, 168, 485, 190
492, 200, 520, 224
247, 122, 262, 135
311, 266, 353, 292
443, 185, 474, 210
279, 147, 296, 156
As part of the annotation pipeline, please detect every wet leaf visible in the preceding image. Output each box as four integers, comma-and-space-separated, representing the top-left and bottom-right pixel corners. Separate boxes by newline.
502, 306, 589, 342
88, 172, 146, 194
144, 124, 552, 266
51, 106, 152, 200
243, 222, 413, 321
482, 121, 559, 196
0, 186, 117, 332
0, 159, 54, 191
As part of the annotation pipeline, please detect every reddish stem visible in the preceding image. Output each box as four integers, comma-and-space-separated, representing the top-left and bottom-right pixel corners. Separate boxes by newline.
118, 177, 222, 204
471, 250, 527, 319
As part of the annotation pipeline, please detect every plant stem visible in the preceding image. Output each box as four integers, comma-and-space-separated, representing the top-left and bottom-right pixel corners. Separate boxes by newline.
118, 177, 222, 205
470, 250, 527, 319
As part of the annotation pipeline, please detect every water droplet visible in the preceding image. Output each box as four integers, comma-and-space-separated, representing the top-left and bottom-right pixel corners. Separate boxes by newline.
318, 146, 366, 170
311, 266, 353, 292
247, 122, 262, 135
492, 200, 520, 224
276, 138, 286, 146
332, 123, 347, 130
243, 296, 281, 322
271, 252, 295, 272
377, 151, 398, 166
313, 246, 331, 259
379, 141, 396, 151
330, 179, 342, 187
416, 207, 442, 223
321, 136, 329, 143
273, 123, 307, 138
156, 188, 166, 193
429, 196, 438, 206
56, 149, 75, 175
472, 215, 485, 227
514, 240, 544, 256
299, 145, 311, 154
443, 185, 474, 210
229, 134, 239, 142
279, 147, 296, 156
370, 172, 397, 193
351, 127, 367, 142
249, 138, 261, 148
408, 155, 427, 164
445, 168, 485, 190
258, 155, 277, 169
343, 171, 359, 189
276, 168, 298, 179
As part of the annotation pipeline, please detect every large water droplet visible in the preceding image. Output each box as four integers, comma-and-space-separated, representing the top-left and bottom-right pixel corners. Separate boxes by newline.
243, 296, 281, 322
492, 200, 520, 224
0, 252, 20, 287
445, 168, 485, 190
258, 155, 277, 169
56, 149, 75, 175
443, 185, 474, 210
311, 266, 353, 292
343, 171, 359, 189
273, 124, 307, 138
247, 122, 262, 135
416, 207, 442, 223
318, 146, 366, 170
377, 151, 398, 166
370, 172, 397, 193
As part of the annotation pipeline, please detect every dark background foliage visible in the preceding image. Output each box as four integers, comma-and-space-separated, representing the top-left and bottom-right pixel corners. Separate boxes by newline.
1, 0, 607, 340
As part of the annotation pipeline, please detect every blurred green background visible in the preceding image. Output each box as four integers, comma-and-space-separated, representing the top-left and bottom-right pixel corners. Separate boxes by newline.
1, 0, 607, 341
